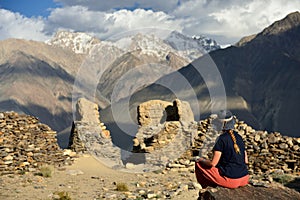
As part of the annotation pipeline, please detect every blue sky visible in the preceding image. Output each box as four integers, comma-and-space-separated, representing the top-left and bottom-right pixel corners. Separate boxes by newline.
0, 0, 61, 17
0, 0, 299, 44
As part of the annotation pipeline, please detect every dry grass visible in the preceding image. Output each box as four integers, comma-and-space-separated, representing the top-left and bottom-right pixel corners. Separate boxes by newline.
272, 174, 295, 185
53, 191, 72, 200
35, 165, 54, 178
116, 182, 129, 191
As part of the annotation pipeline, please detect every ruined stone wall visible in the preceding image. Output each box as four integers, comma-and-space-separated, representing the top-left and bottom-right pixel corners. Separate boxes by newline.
134, 99, 197, 169
75, 98, 101, 123
137, 99, 195, 127
69, 97, 110, 152
70, 98, 198, 172
69, 98, 122, 169
138, 100, 172, 126
135, 99, 196, 149
0, 112, 75, 175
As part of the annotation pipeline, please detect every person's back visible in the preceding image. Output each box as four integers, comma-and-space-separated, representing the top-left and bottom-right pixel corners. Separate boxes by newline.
195, 110, 249, 189
214, 131, 248, 178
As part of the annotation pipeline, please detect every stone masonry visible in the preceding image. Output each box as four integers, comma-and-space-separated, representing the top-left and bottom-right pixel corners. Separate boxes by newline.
69, 98, 122, 169
133, 99, 197, 170
137, 99, 194, 127
70, 98, 198, 172
136, 99, 196, 147
0, 112, 75, 175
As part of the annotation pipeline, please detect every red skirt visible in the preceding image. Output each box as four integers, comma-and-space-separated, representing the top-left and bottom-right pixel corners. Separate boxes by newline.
195, 161, 249, 189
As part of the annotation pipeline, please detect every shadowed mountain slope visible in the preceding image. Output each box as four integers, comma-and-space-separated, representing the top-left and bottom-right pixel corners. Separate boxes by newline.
101, 12, 300, 137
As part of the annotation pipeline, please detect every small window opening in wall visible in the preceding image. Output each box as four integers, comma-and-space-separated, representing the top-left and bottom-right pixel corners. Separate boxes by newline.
165, 105, 179, 121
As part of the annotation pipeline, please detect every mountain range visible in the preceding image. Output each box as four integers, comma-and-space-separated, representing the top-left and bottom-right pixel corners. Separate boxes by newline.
103, 11, 300, 138
0, 29, 220, 145
0, 12, 299, 147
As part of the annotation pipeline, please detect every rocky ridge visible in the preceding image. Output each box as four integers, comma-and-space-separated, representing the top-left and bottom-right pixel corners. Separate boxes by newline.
47, 30, 220, 63
46, 31, 101, 54
164, 31, 220, 61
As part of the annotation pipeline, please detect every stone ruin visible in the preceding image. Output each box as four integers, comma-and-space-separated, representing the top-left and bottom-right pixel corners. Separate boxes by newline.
69, 98, 111, 153
1, 98, 299, 199
69, 98, 197, 171
0, 112, 75, 175
131, 99, 197, 169
134, 99, 196, 153
69, 98, 123, 169
137, 99, 194, 127
69, 97, 300, 177
2, 97, 299, 199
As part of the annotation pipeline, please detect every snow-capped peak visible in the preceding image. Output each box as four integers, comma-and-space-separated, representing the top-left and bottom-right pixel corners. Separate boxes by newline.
112, 33, 177, 60
164, 31, 220, 61
46, 31, 101, 54
46, 30, 221, 63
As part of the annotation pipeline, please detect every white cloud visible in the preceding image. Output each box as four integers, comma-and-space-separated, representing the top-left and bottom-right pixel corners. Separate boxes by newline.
0, 9, 49, 41
45, 7, 183, 40
172, 0, 300, 44
0, 0, 299, 45
208, 0, 300, 36
55, 0, 181, 12
101, 9, 183, 39
45, 6, 109, 34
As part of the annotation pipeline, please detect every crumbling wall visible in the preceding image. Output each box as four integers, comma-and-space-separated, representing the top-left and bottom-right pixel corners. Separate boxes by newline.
138, 100, 172, 126
69, 98, 121, 168
69, 98, 110, 152
134, 99, 197, 167
137, 99, 195, 127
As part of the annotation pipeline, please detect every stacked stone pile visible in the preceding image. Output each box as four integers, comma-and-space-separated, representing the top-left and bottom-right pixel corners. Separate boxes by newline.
166, 116, 300, 176
69, 121, 87, 153
236, 120, 300, 175
0, 112, 75, 175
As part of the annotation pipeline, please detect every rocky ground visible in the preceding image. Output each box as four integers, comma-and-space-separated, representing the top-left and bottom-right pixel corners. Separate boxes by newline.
0, 154, 200, 200
1, 110, 300, 199
1, 154, 300, 200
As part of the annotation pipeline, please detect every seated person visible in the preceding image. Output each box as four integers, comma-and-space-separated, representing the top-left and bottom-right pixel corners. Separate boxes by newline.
195, 110, 249, 189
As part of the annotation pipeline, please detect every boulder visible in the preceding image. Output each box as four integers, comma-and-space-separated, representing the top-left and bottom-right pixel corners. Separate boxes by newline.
198, 185, 300, 200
